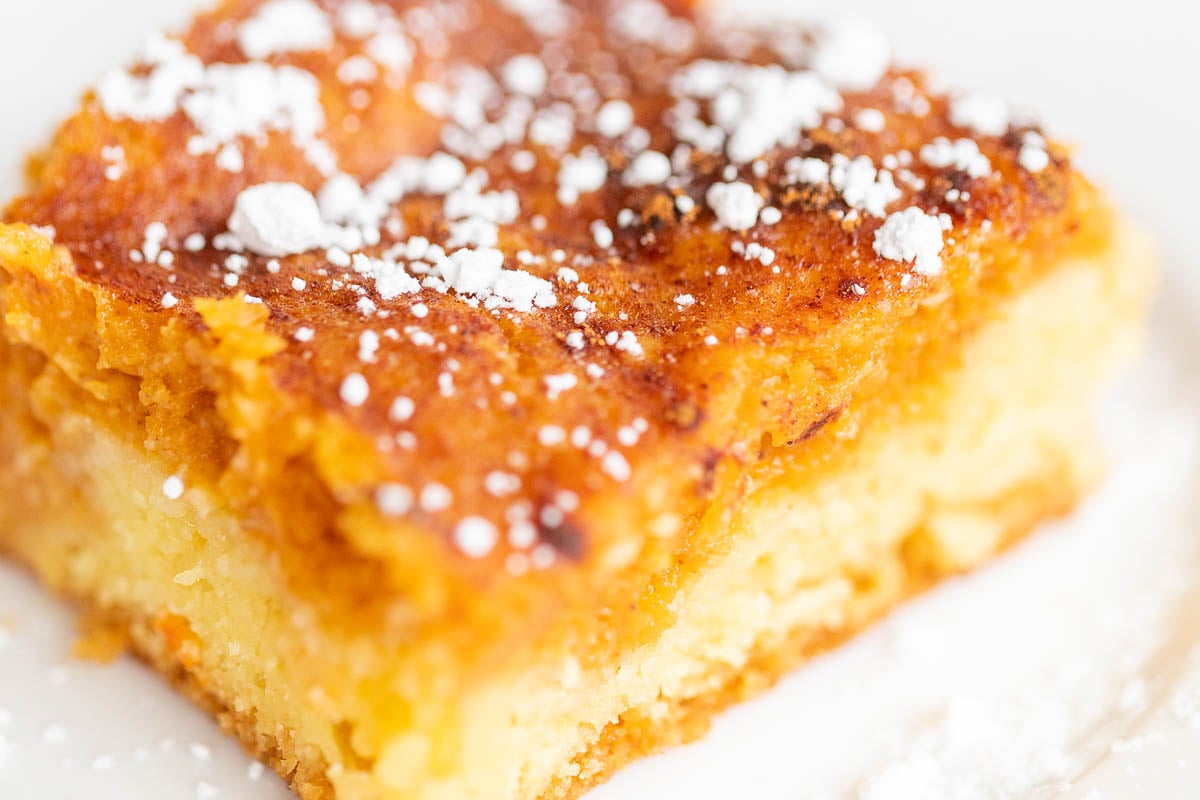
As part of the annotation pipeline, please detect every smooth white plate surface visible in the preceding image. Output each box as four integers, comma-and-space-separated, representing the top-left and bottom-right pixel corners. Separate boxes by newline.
1, 2, 1198, 798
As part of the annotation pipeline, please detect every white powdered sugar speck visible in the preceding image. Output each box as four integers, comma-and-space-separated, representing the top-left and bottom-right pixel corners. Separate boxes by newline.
339, 373, 370, 407
705, 181, 763, 231
949, 93, 1011, 137
874, 207, 945, 276
557, 150, 609, 205
623, 151, 672, 187
920, 137, 993, 179
830, 154, 901, 217
237, 0, 333, 60
453, 517, 500, 559
227, 183, 326, 257
595, 99, 634, 138
501, 54, 548, 96
1019, 131, 1051, 173
811, 19, 892, 90
376, 483, 414, 517
161, 475, 185, 500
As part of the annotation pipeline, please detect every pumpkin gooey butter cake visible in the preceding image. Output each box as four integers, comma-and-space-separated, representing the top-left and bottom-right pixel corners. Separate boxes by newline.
0, 1, 1154, 798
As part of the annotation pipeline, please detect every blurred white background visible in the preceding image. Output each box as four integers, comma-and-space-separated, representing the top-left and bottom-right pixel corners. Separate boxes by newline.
0, 2, 1198, 798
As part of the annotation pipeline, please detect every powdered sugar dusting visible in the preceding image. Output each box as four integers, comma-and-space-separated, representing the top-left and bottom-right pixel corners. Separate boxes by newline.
1171, 648, 1200, 731
227, 183, 327, 258
949, 93, 1011, 137
41, 0, 1088, 569
705, 182, 764, 230
237, 0, 333, 60
453, 517, 500, 559
920, 138, 993, 179
97, 36, 327, 172
811, 19, 892, 90
670, 60, 843, 164
873, 207, 945, 276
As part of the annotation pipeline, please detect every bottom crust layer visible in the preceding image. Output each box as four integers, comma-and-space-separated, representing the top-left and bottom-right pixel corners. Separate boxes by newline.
543, 484, 1083, 800
0, 220, 1150, 799
90, 477, 1081, 800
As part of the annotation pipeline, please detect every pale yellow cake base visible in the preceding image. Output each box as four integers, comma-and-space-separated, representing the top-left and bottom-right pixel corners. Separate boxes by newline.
0, 218, 1151, 800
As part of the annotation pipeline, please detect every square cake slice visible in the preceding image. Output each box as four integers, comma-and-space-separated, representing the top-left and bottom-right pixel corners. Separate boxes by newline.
0, 1, 1153, 798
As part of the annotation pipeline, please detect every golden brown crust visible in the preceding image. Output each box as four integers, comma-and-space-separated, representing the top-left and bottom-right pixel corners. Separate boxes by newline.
94, 599, 337, 800
135, 629, 336, 800
2, 0, 1087, 581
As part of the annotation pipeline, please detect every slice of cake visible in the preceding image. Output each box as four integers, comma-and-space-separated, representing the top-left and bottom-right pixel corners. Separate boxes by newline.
0, 1, 1153, 798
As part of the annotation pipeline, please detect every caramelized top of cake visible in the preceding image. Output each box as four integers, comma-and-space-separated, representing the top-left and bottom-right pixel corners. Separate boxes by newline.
5, 0, 1084, 577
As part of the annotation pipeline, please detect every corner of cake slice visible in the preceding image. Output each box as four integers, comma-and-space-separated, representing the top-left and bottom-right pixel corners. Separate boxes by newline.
0, 1, 1154, 798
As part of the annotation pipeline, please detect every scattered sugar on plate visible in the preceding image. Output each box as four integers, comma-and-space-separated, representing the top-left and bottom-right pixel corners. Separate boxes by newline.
196, 779, 221, 799
1170, 647, 1200, 731
589, 336, 1200, 799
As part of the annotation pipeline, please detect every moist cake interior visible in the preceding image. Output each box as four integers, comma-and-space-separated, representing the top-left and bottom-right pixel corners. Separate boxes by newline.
0, 210, 1150, 798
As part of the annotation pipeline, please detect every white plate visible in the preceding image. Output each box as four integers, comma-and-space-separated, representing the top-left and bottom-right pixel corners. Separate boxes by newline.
1, 2, 1198, 798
